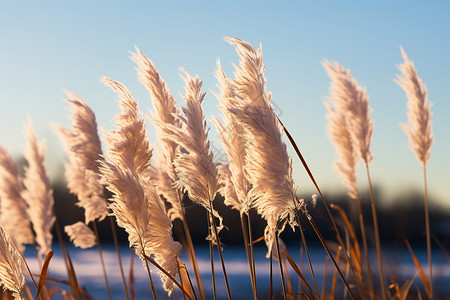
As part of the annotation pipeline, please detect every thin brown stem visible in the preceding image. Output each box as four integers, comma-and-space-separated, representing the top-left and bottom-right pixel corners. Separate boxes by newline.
182, 216, 206, 300
177, 259, 187, 300
423, 165, 433, 299
295, 215, 320, 300
142, 254, 194, 300
92, 221, 112, 300
307, 216, 357, 300
355, 195, 374, 300
365, 164, 386, 300
54, 219, 80, 300
275, 235, 287, 299
279, 117, 366, 298
208, 206, 232, 300
108, 216, 130, 300
240, 214, 257, 300
270, 255, 273, 300
247, 213, 258, 297
139, 239, 157, 300
207, 214, 217, 300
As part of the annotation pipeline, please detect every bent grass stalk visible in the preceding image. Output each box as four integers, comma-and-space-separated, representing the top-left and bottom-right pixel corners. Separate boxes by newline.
208, 200, 232, 300
108, 216, 130, 300
92, 221, 112, 300
365, 164, 386, 299
274, 235, 287, 299
278, 116, 364, 298
295, 216, 320, 300
423, 165, 432, 299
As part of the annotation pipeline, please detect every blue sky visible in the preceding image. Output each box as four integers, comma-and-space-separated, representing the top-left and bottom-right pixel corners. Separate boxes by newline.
1, 1, 449, 210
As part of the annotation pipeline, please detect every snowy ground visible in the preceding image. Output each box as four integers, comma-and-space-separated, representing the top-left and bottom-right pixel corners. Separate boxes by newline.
23, 245, 450, 299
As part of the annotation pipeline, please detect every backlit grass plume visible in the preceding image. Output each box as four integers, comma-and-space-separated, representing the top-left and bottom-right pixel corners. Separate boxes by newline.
55, 91, 108, 224
64, 222, 97, 249
0, 146, 33, 250
225, 37, 298, 257
0, 226, 26, 300
322, 60, 374, 165
131, 48, 184, 221
396, 46, 434, 299
100, 77, 182, 294
213, 60, 253, 215
21, 118, 55, 257
395, 47, 433, 166
160, 69, 223, 240
324, 103, 359, 200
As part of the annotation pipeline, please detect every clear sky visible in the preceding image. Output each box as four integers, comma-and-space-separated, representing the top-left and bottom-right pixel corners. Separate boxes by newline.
1, 1, 449, 210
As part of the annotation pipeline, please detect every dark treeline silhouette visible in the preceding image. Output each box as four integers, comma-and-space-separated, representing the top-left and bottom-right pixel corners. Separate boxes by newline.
52, 182, 450, 251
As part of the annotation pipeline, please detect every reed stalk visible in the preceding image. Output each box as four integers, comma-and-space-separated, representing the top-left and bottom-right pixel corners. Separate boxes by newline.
275, 235, 287, 299
207, 214, 217, 300
270, 255, 273, 300
180, 206, 206, 300
208, 201, 232, 300
108, 216, 130, 300
279, 117, 365, 297
295, 216, 320, 300
240, 214, 257, 300
423, 165, 432, 299
247, 214, 258, 297
365, 164, 386, 299
92, 221, 112, 300
355, 195, 374, 299
306, 215, 357, 300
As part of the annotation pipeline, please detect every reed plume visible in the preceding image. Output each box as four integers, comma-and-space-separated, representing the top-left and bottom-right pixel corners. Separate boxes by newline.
55, 91, 108, 224
0, 226, 26, 300
323, 60, 385, 299
131, 47, 184, 221
395, 47, 434, 299
0, 146, 33, 250
225, 37, 298, 257
159, 69, 223, 240
64, 222, 96, 249
213, 60, 253, 215
100, 77, 182, 294
395, 47, 433, 166
21, 117, 55, 257
322, 60, 374, 165
324, 103, 359, 200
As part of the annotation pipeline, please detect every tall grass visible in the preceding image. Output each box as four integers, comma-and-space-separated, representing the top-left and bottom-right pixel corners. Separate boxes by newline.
0, 38, 443, 300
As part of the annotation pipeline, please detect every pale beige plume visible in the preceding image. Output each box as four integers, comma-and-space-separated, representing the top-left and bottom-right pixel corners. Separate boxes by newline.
395, 47, 433, 166
64, 222, 96, 249
0, 146, 33, 250
0, 226, 26, 300
55, 91, 108, 224
324, 102, 359, 200
158, 69, 223, 243
323, 60, 374, 165
99, 77, 182, 294
21, 117, 55, 257
225, 37, 298, 257
131, 48, 184, 221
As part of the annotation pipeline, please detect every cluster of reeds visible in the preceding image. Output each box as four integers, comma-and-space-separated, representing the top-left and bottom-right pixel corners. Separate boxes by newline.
0, 38, 438, 300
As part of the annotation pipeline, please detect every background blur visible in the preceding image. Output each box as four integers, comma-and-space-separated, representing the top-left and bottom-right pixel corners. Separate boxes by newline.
1, 1, 449, 246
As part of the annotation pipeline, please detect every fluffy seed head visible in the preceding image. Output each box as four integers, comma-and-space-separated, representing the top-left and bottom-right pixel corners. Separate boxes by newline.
65, 222, 96, 249
395, 47, 433, 166
323, 60, 374, 165
0, 145, 34, 250
21, 118, 55, 257
0, 226, 26, 299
